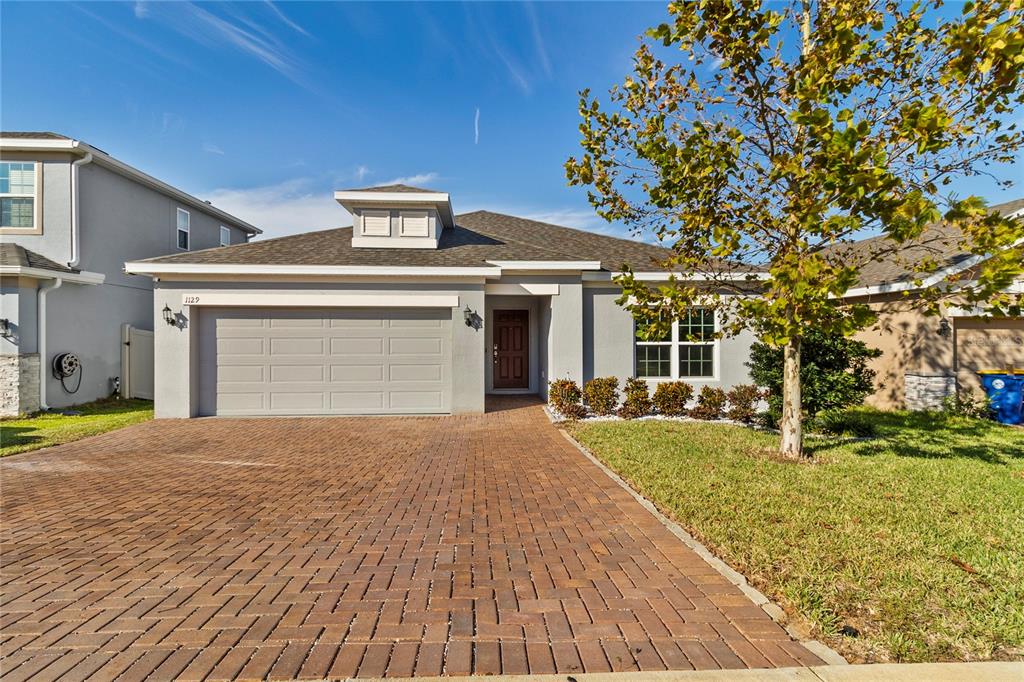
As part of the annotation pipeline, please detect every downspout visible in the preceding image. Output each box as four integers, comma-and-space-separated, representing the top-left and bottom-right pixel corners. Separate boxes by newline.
68, 151, 94, 269
38, 277, 64, 410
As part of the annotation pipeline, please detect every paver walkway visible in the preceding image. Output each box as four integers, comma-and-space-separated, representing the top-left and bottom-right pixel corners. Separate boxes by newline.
0, 397, 822, 680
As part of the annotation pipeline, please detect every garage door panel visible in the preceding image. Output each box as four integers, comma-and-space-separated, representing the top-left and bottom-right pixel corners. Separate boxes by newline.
202, 307, 452, 416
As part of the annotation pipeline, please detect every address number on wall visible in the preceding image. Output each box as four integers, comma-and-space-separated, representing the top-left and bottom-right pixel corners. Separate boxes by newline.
182, 295, 201, 305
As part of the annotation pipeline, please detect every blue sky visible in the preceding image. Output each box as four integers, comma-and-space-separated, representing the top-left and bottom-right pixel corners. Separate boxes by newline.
2, 1, 1021, 241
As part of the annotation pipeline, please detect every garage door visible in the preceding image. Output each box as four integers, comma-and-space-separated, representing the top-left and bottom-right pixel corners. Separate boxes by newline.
199, 307, 452, 416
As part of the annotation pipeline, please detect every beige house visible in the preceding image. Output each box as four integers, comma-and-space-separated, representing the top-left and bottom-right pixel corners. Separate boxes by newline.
834, 198, 1024, 410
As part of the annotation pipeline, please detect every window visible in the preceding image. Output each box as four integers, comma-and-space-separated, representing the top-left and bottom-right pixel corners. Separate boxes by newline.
634, 309, 718, 380
176, 208, 190, 250
0, 162, 38, 230
219, 225, 231, 246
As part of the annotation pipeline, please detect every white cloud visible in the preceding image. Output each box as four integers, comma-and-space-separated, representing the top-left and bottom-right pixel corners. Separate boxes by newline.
133, 1, 149, 19
383, 172, 440, 187
202, 142, 225, 155
474, 107, 480, 145
354, 165, 371, 183
264, 0, 310, 37
204, 178, 346, 239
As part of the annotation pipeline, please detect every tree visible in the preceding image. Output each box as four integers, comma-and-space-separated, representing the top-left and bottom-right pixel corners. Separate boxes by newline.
747, 329, 881, 424
566, 0, 1024, 458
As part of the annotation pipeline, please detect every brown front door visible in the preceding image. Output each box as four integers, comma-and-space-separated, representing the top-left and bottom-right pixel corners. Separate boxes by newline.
493, 309, 529, 389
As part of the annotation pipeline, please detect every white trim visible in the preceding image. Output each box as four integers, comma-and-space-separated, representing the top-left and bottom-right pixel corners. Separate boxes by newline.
334, 190, 449, 204
0, 137, 262, 234
176, 208, 190, 251
0, 266, 105, 285
630, 271, 769, 282
486, 260, 603, 271
486, 282, 560, 296
180, 292, 459, 308
219, 225, 231, 246
125, 262, 502, 277
351, 235, 439, 249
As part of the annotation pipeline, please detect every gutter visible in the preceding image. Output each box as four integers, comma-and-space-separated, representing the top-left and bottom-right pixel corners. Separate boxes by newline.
68, 152, 94, 269
37, 277, 63, 410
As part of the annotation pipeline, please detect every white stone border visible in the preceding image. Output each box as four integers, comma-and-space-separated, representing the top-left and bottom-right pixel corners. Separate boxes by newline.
557, 428, 848, 667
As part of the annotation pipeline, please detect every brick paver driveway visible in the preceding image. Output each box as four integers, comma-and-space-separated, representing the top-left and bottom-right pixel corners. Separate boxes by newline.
1, 398, 822, 680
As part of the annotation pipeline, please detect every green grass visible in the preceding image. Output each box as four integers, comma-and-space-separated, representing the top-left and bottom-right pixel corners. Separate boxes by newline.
1, 398, 153, 457
568, 410, 1024, 663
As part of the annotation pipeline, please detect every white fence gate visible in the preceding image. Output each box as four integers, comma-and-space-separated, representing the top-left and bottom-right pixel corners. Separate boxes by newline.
120, 324, 154, 400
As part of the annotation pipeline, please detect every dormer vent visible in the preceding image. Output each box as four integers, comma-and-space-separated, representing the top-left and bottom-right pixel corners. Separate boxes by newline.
334, 185, 454, 249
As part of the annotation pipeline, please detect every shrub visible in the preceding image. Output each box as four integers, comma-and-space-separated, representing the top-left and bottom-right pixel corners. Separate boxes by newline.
814, 410, 879, 438
618, 378, 653, 419
747, 329, 882, 423
690, 386, 727, 420
726, 384, 763, 423
941, 391, 993, 420
583, 377, 619, 416
652, 381, 693, 416
548, 379, 586, 419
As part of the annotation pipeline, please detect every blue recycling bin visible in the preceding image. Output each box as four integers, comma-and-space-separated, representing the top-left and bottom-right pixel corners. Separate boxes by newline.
978, 372, 1024, 425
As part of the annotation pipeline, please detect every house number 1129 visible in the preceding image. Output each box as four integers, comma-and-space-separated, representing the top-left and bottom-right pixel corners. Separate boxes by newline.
183, 295, 201, 305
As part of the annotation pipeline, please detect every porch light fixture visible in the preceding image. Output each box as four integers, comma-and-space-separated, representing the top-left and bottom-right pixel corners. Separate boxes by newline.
0, 318, 10, 337
162, 304, 176, 326
463, 305, 474, 327
938, 318, 951, 337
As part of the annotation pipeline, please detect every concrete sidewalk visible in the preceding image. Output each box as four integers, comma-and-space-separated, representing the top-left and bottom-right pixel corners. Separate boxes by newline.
358, 661, 1021, 682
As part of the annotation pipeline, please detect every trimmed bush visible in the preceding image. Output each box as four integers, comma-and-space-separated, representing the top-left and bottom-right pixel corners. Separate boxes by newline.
690, 385, 727, 420
548, 379, 586, 419
727, 384, 763, 424
583, 377, 619, 416
618, 378, 653, 419
652, 381, 693, 416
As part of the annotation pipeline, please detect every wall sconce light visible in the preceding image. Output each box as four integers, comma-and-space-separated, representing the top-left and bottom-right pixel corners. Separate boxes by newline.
938, 318, 951, 338
162, 304, 177, 326
0, 318, 10, 337
463, 305, 475, 327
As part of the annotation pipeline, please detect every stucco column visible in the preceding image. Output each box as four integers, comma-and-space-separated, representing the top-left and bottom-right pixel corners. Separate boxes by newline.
452, 285, 486, 413
547, 280, 584, 385
153, 286, 195, 418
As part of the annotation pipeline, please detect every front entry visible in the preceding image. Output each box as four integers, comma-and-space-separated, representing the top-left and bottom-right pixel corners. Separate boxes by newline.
493, 309, 529, 389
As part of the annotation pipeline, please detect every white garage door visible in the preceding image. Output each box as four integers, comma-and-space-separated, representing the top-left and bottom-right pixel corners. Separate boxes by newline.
199, 307, 452, 416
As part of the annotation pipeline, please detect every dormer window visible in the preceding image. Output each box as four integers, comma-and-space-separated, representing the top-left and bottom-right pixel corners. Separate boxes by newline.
400, 210, 429, 237
361, 209, 391, 236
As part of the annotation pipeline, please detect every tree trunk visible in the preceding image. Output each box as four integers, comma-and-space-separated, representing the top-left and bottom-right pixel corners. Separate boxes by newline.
779, 336, 804, 459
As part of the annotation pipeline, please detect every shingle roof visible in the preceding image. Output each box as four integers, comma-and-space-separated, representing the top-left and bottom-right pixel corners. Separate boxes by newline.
824, 198, 1024, 289
0, 243, 77, 273
342, 184, 439, 193
0, 131, 70, 140
134, 210, 703, 272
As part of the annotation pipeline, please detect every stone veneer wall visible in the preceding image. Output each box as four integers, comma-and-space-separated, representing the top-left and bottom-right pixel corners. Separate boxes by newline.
904, 373, 955, 411
0, 354, 40, 417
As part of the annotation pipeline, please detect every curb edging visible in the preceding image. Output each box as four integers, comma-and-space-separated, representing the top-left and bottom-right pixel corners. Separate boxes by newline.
557, 428, 848, 667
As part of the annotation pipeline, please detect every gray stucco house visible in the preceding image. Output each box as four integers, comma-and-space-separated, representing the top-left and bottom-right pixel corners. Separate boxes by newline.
126, 185, 757, 417
0, 132, 260, 415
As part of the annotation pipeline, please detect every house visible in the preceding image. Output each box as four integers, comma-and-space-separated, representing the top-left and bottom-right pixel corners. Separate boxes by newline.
835, 198, 1024, 410
125, 186, 759, 417
0, 132, 261, 416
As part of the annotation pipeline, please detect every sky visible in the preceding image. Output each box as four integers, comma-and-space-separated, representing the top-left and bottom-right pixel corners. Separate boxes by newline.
1, 1, 1021, 242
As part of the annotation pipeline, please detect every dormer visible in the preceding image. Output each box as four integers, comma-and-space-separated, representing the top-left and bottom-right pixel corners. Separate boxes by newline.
334, 184, 455, 249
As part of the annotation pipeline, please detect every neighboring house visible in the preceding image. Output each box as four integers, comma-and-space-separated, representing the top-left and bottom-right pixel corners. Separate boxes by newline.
0, 132, 261, 416
125, 185, 759, 418
834, 198, 1024, 410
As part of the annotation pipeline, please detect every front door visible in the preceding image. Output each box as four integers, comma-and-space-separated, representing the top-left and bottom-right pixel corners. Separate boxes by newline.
493, 309, 529, 389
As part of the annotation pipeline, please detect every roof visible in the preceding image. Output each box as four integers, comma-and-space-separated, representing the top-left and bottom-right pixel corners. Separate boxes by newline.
824, 198, 1024, 291
0, 243, 77, 274
131, 210, 690, 272
344, 184, 438, 193
0, 132, 261, 235
0, 131, 69, 140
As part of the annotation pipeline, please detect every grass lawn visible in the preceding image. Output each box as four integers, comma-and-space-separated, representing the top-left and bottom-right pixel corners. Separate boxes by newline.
568, 410, 1024, 664
1, 398, 153, 457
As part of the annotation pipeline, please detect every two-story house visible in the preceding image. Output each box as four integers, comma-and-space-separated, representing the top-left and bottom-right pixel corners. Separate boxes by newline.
0, 132, 260, 415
